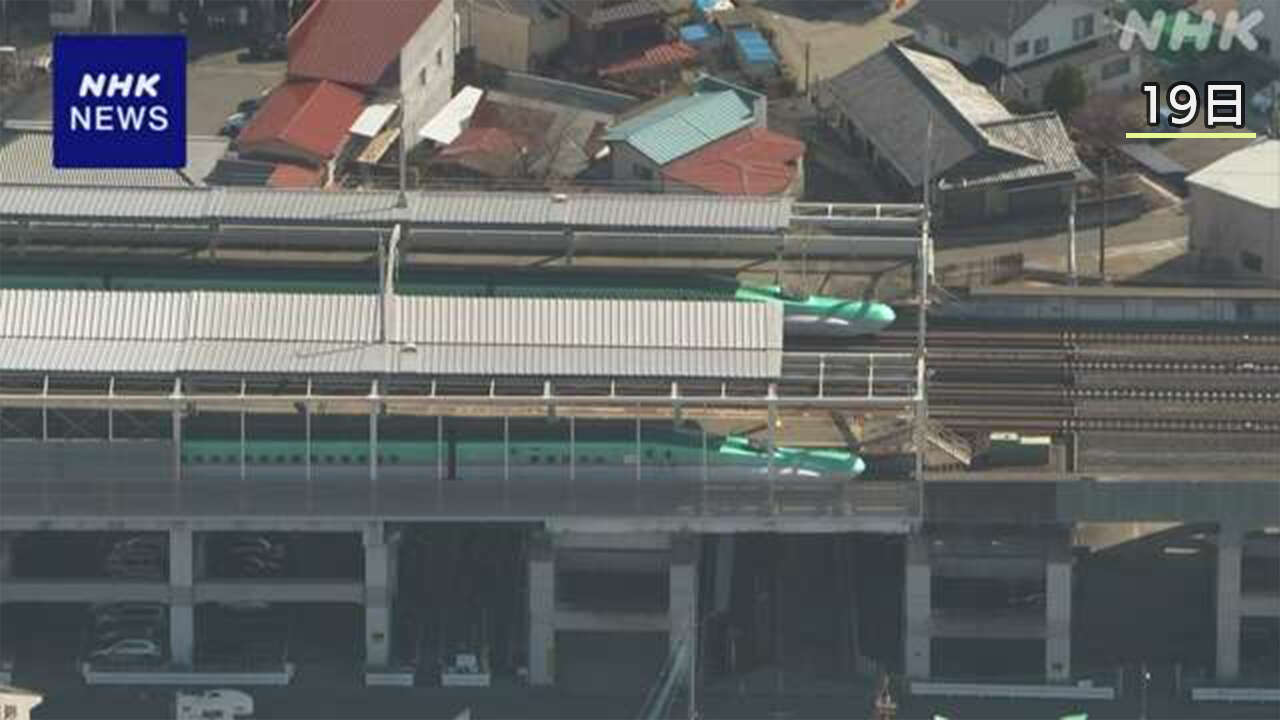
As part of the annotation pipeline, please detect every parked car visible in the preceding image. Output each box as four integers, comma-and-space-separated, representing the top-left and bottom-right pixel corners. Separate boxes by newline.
228, 535, 286, 561
220, 111, 251, 138
92, 603, 166, 628
104, 553, 164, 579
246, 32, 286, 61
89, 638, 163, 663
238, 553, 283, 577
94, 621, 164, 646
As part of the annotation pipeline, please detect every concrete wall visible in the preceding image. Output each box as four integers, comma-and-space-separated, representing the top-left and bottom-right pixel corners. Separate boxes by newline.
468, 2, 533, 72
399, 0, 457, 149
609, 141, 663, 191
1190, 184, 1280, 286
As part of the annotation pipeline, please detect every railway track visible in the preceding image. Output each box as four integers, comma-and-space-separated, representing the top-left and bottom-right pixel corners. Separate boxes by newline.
930, 385, 1280, 403
810, 328, 1280, 352
929, 409, 1280, 433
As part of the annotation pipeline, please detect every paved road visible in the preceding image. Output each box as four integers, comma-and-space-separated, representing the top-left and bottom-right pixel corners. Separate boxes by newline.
754, 0, 917, 92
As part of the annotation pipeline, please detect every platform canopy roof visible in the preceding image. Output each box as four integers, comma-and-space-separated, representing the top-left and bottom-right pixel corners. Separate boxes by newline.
0, 289, 783, 379
0, 184, 794, 232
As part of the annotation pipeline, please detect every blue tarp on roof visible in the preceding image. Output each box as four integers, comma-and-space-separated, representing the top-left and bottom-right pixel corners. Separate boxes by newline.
732, 28, 777, 66
680, 22, 716, 44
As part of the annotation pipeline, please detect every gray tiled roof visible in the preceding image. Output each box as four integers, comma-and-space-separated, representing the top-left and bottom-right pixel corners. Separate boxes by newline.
824, 44, 1080, 189
948, 112, 1082, 188
551, 0, 662, 25
900, 0, 1052, 38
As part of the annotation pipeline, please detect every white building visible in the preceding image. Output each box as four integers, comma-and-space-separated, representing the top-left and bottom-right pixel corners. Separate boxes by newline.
1187, 140, 1280, 285
904, 0, 1141, 106
0, 686, 42, 720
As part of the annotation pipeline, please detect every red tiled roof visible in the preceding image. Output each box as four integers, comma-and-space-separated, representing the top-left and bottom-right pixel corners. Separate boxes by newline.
661, 127, 804, 195
599, 41, 699, 77
238, 80, 366, 160
288, 0, 443, 87
434, 127, 523, 176
268, 163, 327, 188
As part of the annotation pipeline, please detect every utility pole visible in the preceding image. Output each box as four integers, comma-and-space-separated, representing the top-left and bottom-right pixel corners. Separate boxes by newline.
1098, 156, 1108, 282
108, 0, 118, 34
396, 93, 408, 207
1067, 184, 1078, 285
804, 41, 811, 95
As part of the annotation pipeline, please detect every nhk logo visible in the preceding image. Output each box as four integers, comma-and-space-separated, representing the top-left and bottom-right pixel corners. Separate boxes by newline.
1117, 8, 1265, 53
53, 35, 186, 168
71, 73, 170, 132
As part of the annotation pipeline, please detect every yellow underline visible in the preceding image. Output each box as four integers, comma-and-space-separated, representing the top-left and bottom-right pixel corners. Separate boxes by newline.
1126, 132, 1257, 139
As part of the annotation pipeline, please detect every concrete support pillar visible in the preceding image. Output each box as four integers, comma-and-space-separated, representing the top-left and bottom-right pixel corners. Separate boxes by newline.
669, 535, 698, 656
363, 523, 397, 669
1216, 525, 1243, 682
169, 526, 195, 667
0, 532, 11, 579
904, 533, 931, 679
527, 532, 555, 686
1045, 558, 1073, 682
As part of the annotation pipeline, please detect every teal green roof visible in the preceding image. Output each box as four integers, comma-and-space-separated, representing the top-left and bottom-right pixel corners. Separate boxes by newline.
604, 90, 755, 166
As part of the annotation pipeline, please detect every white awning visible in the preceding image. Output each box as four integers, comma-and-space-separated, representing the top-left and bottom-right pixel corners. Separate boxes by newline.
349, 103, 397, 138
418, 86, 484, 145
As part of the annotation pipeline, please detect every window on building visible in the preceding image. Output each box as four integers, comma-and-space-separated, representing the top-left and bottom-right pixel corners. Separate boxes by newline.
1034, 37, 1049, 55
1072, 15, 1094, 41
1015, 40, 1029, 56
946, 31, 959, 49
634, 164, 653, 180
1101, 56, 1131, 81
1241, 251, 1264, 273
436, 48, 444, 67
419, 67, 427, 86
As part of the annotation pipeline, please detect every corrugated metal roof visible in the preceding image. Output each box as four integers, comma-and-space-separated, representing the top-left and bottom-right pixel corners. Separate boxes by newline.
0, 129, 228, 187
1186, 140, 1279, 209
605, 90, 755, 165
0, 185, 215, 219
0, 290, 782, 378
0, 290, 192, 340
567, 193, 790, 229
0, 185, 792, 231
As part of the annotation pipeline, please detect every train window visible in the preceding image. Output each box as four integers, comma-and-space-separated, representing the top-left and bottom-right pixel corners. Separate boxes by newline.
324, 456, 334, 464
340, 456, 351, 464
545, 455, 556, 464
530, 455, 539, 464
291, 455, 302, 463
377, 454, 385, 464
579, 455, 590, 463
310, 455, 319, 464
389, 455, 400, 464
562, 454, 570, 463
356, 455, 367, 464
193, 455, 205, 463
595, 456, 605, 464
645, 449, 654, 458
257, 455, 270, 463
275, 455, 285, 464
665, 450, 673, 461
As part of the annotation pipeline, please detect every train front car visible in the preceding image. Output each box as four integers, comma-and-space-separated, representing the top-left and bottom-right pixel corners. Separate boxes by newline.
717, 435, 866, 480
735, 285, 896, 337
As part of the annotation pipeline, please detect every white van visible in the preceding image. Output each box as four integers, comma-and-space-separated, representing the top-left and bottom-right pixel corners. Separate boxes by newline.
175, 689, 253, 720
